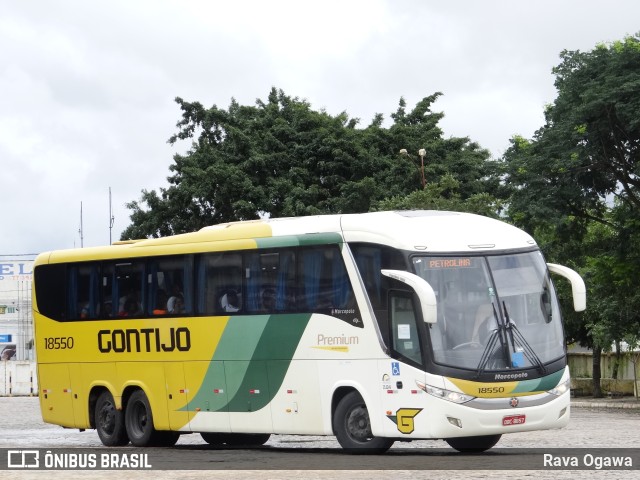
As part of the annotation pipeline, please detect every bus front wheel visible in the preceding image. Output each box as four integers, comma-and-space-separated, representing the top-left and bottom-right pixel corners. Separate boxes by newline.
333, 391, 394, 454
95, 390, 129, 446
125, 389, 179, 447
445, 434, 501, 452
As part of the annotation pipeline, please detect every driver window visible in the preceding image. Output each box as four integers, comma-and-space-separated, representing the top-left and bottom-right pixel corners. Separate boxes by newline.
389, 293, 423, 366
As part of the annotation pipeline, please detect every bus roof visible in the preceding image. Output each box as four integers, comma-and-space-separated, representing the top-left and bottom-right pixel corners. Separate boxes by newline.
36, 211, 536, 265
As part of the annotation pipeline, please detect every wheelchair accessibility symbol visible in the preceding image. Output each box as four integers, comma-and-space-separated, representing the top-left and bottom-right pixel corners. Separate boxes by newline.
391, 362, 400, 376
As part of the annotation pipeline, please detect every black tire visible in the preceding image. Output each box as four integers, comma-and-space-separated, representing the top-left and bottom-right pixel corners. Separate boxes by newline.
201, 433, 271, 446
95, 390, 129, 446
125, 389, 179, 447
333, 391, 394, 454
445, 434, 501, 453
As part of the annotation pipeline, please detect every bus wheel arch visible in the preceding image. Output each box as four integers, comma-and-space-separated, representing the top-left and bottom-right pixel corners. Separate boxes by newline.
92, 387, 129, 447
331, 388, 394, 454
124, 387, 179, 447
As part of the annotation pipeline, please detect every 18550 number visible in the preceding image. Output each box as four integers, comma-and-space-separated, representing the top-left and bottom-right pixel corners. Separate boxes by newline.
44, 337, 74, 350
478, 386, 505, 394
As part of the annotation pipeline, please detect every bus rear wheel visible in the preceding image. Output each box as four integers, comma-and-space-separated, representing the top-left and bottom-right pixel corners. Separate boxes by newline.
445, 434, 501, 452
125, 389, 179, 447
333, 391, 394, 454
95, 390, 129, 446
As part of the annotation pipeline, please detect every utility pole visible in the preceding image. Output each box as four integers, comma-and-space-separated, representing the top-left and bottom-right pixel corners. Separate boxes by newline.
79, 201, 84, 248
109, 187, 115, 245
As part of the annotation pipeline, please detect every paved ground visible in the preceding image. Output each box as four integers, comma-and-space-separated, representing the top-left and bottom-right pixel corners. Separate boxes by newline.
1, 395, 639, 479
570, 395, 640, 410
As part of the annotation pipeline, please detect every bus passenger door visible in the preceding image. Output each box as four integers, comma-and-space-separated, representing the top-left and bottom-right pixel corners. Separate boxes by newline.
379, 291, 428, 438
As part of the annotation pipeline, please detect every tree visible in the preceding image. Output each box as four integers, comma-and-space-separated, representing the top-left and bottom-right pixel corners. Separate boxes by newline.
504, 34, 640, 233
502, 35, 640, 396
122, 88, 500, 239
375, 173, 503, 216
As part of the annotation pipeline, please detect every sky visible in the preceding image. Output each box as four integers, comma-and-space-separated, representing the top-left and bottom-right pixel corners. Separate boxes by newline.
1, 0, 639, 255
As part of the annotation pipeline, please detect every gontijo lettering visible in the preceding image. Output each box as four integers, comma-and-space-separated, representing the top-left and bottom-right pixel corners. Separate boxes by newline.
97, 327, 191, 353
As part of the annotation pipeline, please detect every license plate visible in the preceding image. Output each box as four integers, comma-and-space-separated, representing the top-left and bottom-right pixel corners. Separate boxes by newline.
502, 414, 526, 426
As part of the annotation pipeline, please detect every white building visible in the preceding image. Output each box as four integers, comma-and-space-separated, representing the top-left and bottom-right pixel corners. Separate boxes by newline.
0, 256, 35, 361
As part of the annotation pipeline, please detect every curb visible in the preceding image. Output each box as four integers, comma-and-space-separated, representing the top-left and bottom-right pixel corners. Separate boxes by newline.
571, 400, 640, 410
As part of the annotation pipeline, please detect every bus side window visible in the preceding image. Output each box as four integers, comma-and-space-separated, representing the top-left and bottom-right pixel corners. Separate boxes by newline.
389, 292, 423, 367
245, 251, 296, 313
68, 263, 99, 320
197, 253, 243, 315
299, 246, 355, 313
115, 262, 144, 318
34, 264, 67, 321
100, 263, 115, 319
147, 256, 190, 316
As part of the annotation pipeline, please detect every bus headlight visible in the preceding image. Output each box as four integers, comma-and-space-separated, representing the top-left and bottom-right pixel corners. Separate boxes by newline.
548, 378, 570, 396
416, 381, 474, 404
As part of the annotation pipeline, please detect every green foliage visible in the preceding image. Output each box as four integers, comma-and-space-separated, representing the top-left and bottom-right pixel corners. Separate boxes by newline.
502, 34, 640, 353
122, 88, 501, 239
375, 173, 502, 217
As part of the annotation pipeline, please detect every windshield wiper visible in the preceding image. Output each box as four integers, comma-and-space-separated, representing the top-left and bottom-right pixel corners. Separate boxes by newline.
476, 303, 507, 378
502, 302, 547, 375
476, 302, 547, 377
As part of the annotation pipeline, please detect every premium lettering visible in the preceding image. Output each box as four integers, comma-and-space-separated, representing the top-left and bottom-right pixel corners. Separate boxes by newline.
317, 333, 359, 346
97, 327, 191, 353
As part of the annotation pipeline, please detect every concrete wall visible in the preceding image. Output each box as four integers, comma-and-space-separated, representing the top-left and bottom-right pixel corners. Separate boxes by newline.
568, 352, 639, 380
0, 360, 38, 396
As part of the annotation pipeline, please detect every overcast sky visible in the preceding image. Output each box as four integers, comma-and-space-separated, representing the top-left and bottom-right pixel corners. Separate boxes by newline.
1, 0, 639, 255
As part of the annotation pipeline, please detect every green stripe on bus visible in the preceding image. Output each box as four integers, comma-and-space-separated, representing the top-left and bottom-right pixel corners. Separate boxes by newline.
182, 313, 312, 413
255, 233, 343, 249
511, 369, 564, 393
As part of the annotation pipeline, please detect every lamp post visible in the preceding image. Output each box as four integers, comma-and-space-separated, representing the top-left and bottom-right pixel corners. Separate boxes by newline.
418, 148, 426, 189
399, 148, 427, 189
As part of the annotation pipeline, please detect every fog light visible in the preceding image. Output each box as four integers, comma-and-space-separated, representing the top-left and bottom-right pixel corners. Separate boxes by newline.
447, 416, 463, 428
558, 407, 568, 419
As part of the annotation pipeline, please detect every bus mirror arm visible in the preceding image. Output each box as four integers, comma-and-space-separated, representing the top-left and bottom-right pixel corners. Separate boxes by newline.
547, 263, 586, 312
381, 269, 437, 323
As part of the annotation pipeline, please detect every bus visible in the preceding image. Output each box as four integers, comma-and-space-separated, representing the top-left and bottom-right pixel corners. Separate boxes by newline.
32, 210, 585, 453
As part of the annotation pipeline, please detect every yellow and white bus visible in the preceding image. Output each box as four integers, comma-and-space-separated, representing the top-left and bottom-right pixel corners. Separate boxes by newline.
32, 210, 585, 453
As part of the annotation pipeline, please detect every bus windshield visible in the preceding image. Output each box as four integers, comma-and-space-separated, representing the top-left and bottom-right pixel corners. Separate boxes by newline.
412, 251, 565, 372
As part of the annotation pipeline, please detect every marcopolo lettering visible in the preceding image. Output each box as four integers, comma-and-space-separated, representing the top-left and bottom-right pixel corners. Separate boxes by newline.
98, 327, 191, 353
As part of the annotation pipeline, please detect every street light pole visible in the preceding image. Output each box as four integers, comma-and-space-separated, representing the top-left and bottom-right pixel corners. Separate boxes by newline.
418, 148, 426, 189
399, 148, 427, 189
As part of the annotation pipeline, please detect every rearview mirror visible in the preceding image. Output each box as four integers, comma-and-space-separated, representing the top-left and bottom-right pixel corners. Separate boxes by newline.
381, 269, 437, 323
547, 263, 586, 312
